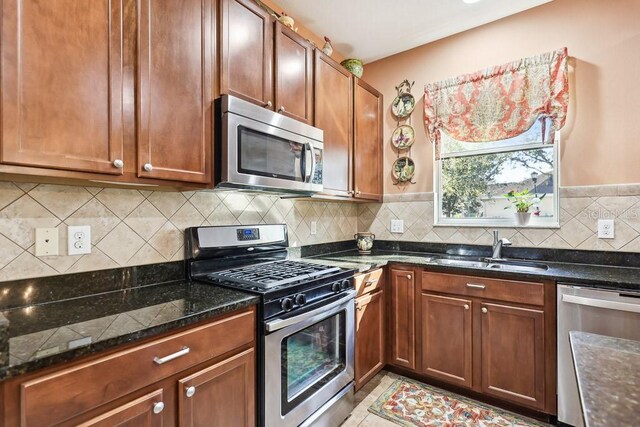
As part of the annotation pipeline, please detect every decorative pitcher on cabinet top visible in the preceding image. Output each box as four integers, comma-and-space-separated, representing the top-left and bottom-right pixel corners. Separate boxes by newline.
354, 232, 375, 254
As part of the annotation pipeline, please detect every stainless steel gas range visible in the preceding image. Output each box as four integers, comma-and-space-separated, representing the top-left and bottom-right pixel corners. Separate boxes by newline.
186, 224, 355, 426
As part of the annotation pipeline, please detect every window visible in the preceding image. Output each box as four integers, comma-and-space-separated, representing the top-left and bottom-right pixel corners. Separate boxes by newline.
435, 117, 559, 227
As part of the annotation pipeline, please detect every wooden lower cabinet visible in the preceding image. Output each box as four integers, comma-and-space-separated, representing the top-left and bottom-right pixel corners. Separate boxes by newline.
481, 302, 545, 410
389, 267, 416, 370
76, 390, 165, 427
178, 348, 255, 426
355, 289, 385, 390
421, 293, 473, 389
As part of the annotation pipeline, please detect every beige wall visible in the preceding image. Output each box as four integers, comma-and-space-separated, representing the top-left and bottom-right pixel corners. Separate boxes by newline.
364, 0, 640, 194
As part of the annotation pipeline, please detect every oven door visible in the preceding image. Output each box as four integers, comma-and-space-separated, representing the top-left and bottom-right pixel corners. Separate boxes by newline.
222, 111, 323, 194
264, 290, 355, 427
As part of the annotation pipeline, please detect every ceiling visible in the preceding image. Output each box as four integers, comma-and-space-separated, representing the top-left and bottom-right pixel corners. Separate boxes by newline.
276, 0, 552, 63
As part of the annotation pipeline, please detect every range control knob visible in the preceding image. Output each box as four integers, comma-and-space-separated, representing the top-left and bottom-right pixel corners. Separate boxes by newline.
294, 294, 307, 306
340, 279, 351, 290
281, 298, 294, 312
331, 282, 341, 293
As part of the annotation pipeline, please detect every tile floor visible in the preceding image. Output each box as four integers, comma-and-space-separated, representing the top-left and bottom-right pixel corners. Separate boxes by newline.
341, 371, 400, 426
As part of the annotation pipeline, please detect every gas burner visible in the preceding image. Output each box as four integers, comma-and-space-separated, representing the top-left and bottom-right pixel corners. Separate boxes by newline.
206, 260, 340, 289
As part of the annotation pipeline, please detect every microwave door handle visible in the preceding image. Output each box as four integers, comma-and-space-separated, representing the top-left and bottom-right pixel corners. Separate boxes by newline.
300, 143, 306, 182
307, 142, 316, 183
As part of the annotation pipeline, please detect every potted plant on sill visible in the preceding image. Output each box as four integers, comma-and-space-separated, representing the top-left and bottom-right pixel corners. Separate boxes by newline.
503, 189, 545, 226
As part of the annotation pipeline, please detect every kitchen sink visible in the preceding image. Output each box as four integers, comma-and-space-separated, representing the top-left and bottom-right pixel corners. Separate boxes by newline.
486, 260, 549, 273
432, 257, 549, 273
433, 258, 489, 268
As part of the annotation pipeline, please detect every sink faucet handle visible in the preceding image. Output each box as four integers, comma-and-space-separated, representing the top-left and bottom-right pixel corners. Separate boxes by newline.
492, 230, 499, 242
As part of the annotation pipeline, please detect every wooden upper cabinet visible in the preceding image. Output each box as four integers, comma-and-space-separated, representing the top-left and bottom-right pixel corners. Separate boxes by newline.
314, 51, 353, 197
353, 78, 383, 201
178, 348, 255, 427
481, 302, 545, 410
389, 267, 416, 370
1, 0, 124, 175
421, 293, 473, 389
137, 0, 212, 183
220, 0, 273, 108
355, 289, 386, 390
274, 23, 313, 123
76, 390, 165, 427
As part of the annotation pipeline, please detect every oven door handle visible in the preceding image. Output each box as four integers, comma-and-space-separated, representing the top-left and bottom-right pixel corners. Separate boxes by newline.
265, 290, 356, 333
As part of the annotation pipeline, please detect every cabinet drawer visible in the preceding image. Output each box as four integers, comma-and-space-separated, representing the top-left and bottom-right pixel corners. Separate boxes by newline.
355, 268, 384, 296
421, 271, 544, 306
20, 309, 255, 427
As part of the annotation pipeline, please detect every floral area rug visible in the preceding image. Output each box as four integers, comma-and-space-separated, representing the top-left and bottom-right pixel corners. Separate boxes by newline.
368, 378, 547, 427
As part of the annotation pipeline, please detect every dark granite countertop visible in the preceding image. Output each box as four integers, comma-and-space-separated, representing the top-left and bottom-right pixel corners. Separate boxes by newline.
301, 249, 640, 291
0, 280, 259, 381
569, 332, 640, 427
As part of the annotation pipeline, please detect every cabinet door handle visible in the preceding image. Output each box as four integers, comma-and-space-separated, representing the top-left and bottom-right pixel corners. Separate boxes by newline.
466, 283, 485, 290
153, 346, 190, 364
265, 101, 273, 108
185, 386, 196, 398
143, 163, 153, 172
113, 159, 124, 169
278, 106, 286, 113
355, 190, 361, 195
153, 402, 165, 414
464, 304, 470, 310
482, 307, 488, 314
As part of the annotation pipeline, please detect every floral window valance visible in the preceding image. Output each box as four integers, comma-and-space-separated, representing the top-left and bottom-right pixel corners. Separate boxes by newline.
424, 47, 569, 158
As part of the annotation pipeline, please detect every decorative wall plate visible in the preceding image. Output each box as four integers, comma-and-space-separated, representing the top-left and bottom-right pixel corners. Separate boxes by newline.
391, 93, 415, 118
391, 125, 415, 150
392, 157, 416, 182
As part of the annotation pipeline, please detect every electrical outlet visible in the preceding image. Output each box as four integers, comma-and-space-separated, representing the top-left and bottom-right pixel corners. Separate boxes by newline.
310, 221, 317, 235
597, 219, 615, 239
35, 228, 59, 256
390, 219, 404, 233
68, 225, 92, 255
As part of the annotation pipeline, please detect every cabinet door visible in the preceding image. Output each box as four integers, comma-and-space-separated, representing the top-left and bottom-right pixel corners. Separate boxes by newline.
353, 78, 383, 201
178, 348, 255, 427
389, 268, 416, 370
220, 0, 273, 107
76, 389, 164, 427
481, 302, 545, 410
1, 0, 124, 175
314, 51, 353, 197
137, 0, 213, 184
421, 294, 472, 388
274, 24, 313, 123
355, 289, 385, 390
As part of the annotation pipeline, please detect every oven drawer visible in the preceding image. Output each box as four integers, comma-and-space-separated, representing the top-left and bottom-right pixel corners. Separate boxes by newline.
422, 271, 544, 306
20, 309, 255, 427
355, 268, 384, 296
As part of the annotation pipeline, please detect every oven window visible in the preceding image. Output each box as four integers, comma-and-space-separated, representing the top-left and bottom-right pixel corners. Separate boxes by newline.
281, 311, 346, 414
237, 126, 305, 182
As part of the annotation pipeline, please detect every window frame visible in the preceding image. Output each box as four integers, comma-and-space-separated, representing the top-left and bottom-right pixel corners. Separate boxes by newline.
433, 131, 560, 228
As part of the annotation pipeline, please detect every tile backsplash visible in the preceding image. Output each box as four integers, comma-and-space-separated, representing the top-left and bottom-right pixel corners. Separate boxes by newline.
1, 181, 639, 283
0, 182, 358, 282
359, 185, 640, 253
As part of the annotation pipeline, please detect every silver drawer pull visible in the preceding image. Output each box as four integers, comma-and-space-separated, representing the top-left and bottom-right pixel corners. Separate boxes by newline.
153, 346, 190, 365
466, 283, 486, 289
365, 280, 379, 286
153, 402, 165, 414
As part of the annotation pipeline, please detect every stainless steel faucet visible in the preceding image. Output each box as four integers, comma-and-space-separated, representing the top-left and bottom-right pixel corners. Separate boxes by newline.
491, 230, 512, 259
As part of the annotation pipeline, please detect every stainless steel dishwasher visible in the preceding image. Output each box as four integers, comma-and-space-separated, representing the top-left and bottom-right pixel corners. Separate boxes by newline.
557, 284, 640, 426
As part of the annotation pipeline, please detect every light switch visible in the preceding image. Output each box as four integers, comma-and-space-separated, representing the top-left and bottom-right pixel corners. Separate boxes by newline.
35, 228, 59, 256
597, 219, 615, 239
391, 219, 404, 233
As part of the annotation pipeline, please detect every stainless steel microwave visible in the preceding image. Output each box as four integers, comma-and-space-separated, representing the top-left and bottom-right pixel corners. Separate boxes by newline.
215, 95, 323, 195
